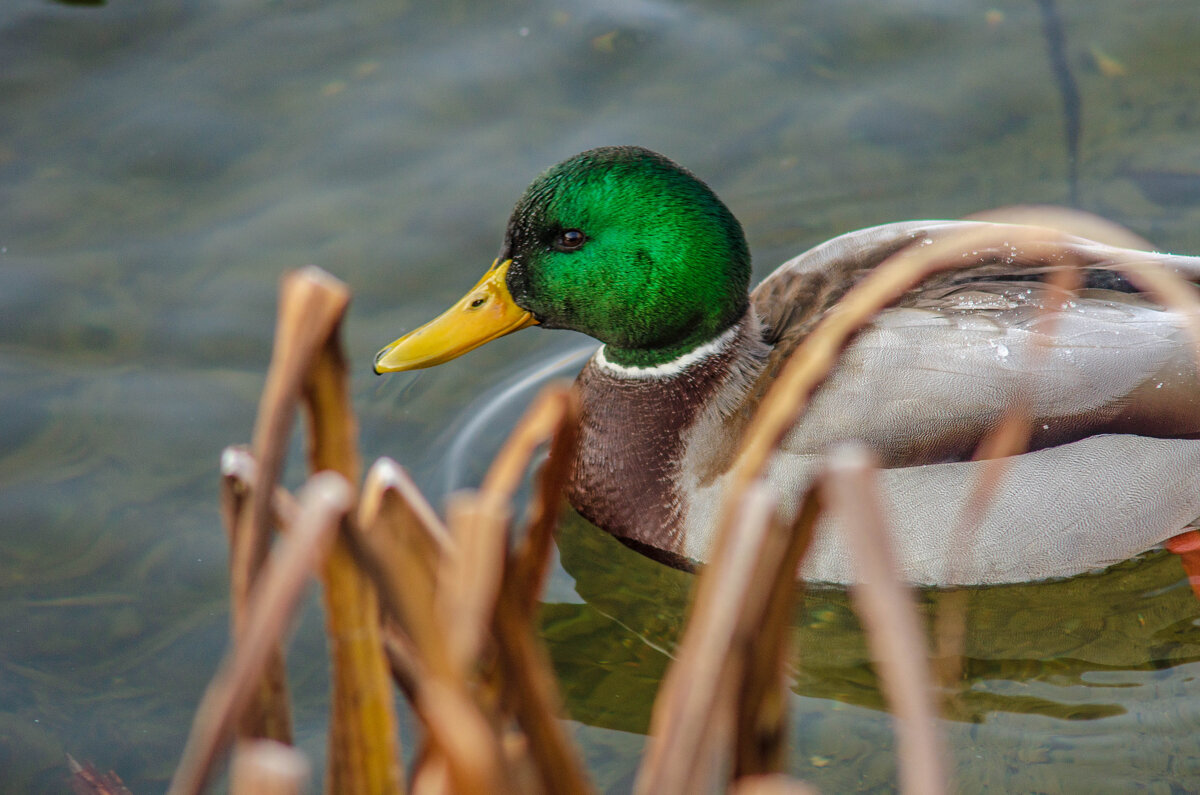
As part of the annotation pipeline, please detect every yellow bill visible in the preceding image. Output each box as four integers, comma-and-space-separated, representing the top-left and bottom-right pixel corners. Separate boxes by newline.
374, 259, 538, 373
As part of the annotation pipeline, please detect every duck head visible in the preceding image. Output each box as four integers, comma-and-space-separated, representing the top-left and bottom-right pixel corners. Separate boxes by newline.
374, 146, 751, 372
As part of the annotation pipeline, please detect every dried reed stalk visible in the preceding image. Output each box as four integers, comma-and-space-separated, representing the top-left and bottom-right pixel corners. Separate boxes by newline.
350, 384, 588, 795
635, 483, 818, 795
351, 467, 485, 792
440, 492, 512, 677
492, 563, 593, 795
230, 740, 311, 795
500, 731, 544, 795
352, 458, 451, 680
932, 266, 1082, 691
169, 472, 352, 795
953, 266, 1082, 525
1118, 259, 1200, 358
482, 384, 592, 795
486, 385, 580, 617
412, 677, 513, 794
733, 490, 821, 780
636, 485, 778, 794
823, 445, 948, 795
966, 205, 1154, 250
359, 458, 450, 568
966, 205, 1200, 341
386, 492, 518, 794
351, 487, 513, 794
228, 266, 352, 743
218, 447, 298, 739
408, 753, 451, 795
295, 269, 404, 795
730, 774, 820, 795
68, 755, 133, 795
414, 387, 576, 681
479, 384, 576, 503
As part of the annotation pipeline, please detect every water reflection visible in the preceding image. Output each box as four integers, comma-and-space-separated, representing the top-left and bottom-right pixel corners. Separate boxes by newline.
546, 514, 1200, 789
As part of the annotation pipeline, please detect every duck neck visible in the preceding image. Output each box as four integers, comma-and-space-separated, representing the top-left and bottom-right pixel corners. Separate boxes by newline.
568, 311, 768, 558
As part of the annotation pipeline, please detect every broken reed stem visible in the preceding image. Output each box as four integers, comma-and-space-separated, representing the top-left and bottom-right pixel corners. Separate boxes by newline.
357, 460, 450, 660
169, 473, 352, 795
221, 456, 293, 743
480, 384, 576, 503
359, 458, 450, 560
492, 599, 593, 795
351, 458, 456, 684
230, 740, 311, 795
219, 447, 252, 548
380, 625, 423, 702
351, 465, 515, 794
220, 447, 300, 541
297, 271, 404, 795
435, 386, 577, 678
971, 206, 1200, 386
218, 447, 298, 743
824, 445, 947, 795
965, 205, 1155, 250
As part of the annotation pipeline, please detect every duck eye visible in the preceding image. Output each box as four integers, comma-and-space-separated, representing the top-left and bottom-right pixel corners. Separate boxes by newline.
554, 229, 586, 252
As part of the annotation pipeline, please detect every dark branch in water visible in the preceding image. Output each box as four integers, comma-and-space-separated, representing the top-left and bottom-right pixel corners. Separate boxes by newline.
1036, 0, 1082, 207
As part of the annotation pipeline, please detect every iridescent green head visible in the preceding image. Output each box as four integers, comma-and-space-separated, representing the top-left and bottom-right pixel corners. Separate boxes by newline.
374, 146, 750, 374
504, 146, 751, 367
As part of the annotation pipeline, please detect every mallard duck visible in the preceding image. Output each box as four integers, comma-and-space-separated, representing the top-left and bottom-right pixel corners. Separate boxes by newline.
376, 146, 1200, 586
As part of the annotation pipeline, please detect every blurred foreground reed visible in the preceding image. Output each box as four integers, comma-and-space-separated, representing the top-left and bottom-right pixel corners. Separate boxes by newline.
76, 212, 1200, 794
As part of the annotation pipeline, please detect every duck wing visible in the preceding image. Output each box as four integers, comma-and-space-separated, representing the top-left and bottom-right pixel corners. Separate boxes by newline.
753, 220, 1200, 360
748, 221, 1200, 465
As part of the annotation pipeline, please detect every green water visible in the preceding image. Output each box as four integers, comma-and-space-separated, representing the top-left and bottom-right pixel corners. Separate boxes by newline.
549, 516, 1200, 792
2, 0, 1199, 792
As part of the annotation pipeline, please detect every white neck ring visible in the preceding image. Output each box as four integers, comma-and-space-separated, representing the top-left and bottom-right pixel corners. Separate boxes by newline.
593, 324, 738, 380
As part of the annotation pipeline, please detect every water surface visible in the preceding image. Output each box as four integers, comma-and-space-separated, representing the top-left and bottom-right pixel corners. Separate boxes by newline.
2, 0, 1199, 791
